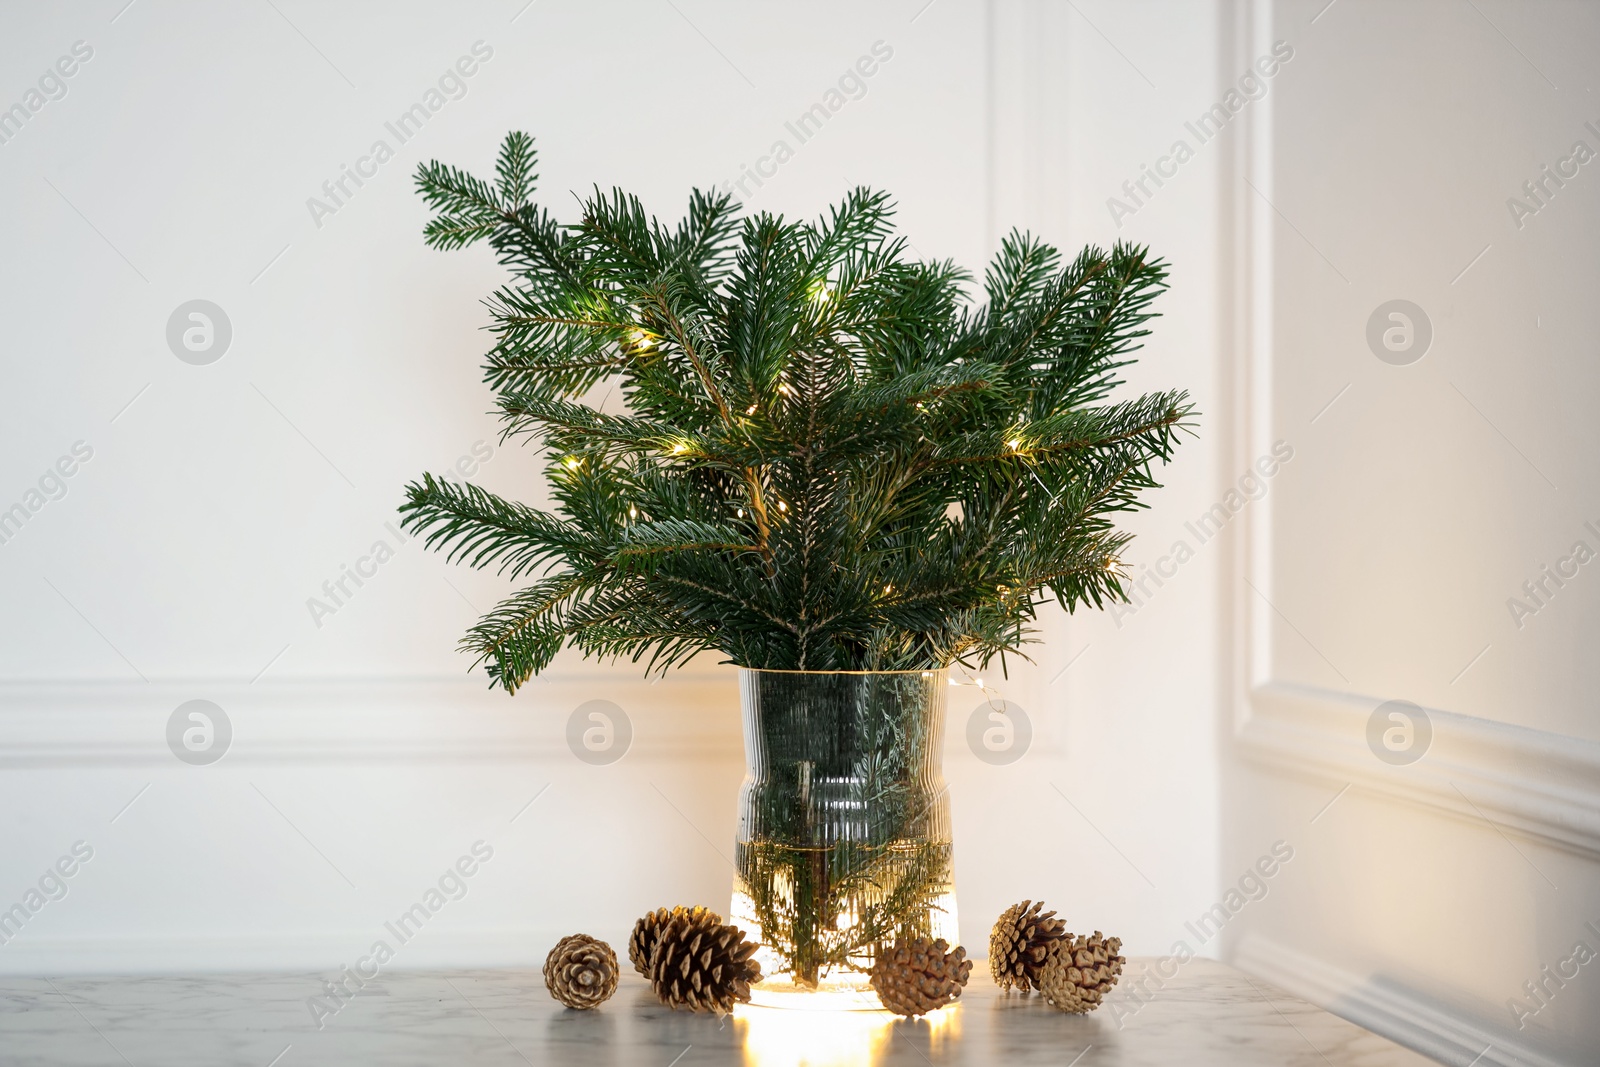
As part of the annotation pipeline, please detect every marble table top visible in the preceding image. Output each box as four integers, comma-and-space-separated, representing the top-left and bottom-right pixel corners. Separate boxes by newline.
0, 957, 1437, 1066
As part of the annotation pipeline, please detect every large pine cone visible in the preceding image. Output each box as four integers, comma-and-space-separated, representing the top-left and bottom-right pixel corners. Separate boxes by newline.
646, 908, 762, 1015
1038, 931, 1124, 1014
629, 905, 721, 977
543, 934, 620, 1010
989, 900, 1067, 991
870, 936, 973, 1017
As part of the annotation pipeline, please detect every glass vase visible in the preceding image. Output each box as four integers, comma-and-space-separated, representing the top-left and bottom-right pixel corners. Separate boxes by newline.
730, 668, 958, 1008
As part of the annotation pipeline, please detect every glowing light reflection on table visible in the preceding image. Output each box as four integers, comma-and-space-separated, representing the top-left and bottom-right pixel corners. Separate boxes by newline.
733, 1000, 961, 1067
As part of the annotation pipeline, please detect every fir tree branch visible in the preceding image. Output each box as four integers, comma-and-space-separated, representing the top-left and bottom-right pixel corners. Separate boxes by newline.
399, 474, 603, 578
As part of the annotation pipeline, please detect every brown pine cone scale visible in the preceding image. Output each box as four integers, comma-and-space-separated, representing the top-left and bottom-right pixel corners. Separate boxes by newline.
989, 899, 1067, 991
1038, 931, 1124, 1014
543, 934, 620, 1010
870, 936, 973, 1017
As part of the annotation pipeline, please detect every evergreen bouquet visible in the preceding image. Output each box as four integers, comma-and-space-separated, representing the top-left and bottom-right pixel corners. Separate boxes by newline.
399, 133, 1192, 990
400, 132, 1192, 688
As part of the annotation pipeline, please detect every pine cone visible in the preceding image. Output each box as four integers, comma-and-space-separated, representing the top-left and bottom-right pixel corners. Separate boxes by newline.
629, 905, 722, 977
543, 934, 620, 1010
870, 936, 973, 1017
646, 908, 762, 1015
989, 899, 1067, 991
1038, 931, 1124, 1014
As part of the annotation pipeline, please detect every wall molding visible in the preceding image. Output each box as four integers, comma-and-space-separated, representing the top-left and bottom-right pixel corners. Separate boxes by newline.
0, 675, 1017, 769
1237, 681, 1600, 859
0, 676, 745, 766
1234, 934, 1573, 1067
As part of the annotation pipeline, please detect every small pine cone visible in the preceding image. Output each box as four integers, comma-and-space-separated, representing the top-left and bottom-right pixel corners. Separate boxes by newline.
1038, 931, 1125, 1014
543, 934, 620, 1010
646, 908, 762, 1015
989, 900, 1067, 991
629, 905, 721, 977
870, 936, 973, 1017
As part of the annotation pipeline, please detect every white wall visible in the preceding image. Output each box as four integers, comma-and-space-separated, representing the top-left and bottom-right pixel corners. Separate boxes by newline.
0, 0, 1226, 977
1220, 3, 1600, 1066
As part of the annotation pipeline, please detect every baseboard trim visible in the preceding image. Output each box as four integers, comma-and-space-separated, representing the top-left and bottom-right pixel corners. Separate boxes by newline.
1236, 682, 1600, 859
1233, 934, 1574, 1067
0, 928, 573, 976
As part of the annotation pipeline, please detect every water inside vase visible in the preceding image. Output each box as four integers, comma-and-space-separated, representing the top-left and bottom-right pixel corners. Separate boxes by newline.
730, 668, 958, 1008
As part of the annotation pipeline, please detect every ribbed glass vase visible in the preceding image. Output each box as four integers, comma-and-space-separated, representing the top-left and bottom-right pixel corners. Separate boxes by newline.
729, 668, 958, 1008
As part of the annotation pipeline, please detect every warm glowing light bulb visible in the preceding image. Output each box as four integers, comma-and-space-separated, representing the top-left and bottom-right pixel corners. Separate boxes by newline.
563, 456, 580, 469
777, 501, 787, 512
629, 506, 638, 519
1007, 438, 1022, 451
747, 403, 759, 414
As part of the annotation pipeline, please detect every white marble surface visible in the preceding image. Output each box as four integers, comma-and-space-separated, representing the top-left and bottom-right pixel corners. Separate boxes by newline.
0, 958, 1438, 1066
